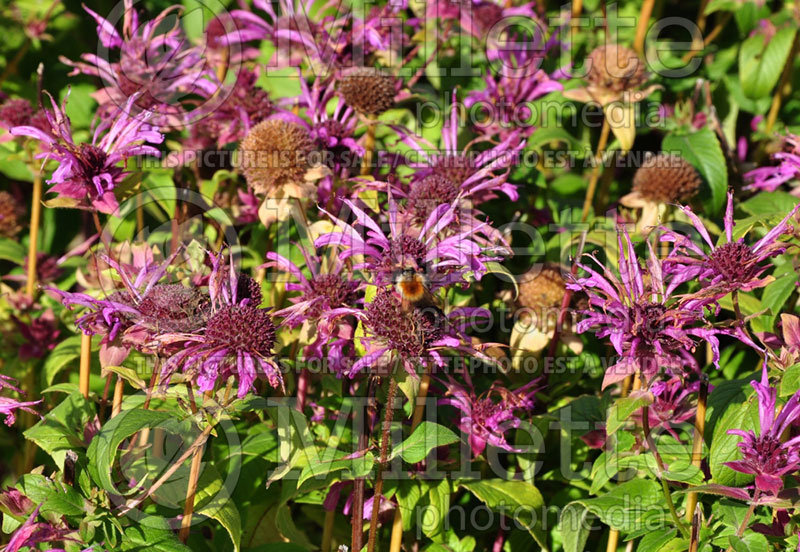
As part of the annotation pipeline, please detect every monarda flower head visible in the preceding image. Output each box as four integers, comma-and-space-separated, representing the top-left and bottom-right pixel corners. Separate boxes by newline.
316, 196, 499, 287
330, 287, 490, 377
0, 191, 21, 237
238, 118, 321, 199
620, 153, 702, 231
60, 2, 220, 127
726, 369, 800, 496
265, 246, 362, 376
440, 371, 537, 458
11, 92, 163, 214
157, 252, 282, 397
568, 228, 724, 388
661, 191, 800, 308
337, 67, 397, 116
395, 91, 523, 203
745, 132, 800, 195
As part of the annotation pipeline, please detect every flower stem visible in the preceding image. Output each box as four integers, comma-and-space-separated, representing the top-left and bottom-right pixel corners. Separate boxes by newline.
389, 369, 431, 552
25, 168, 42, 298
321, 509, 335, 552
685, 376, 708, 522
179, 387, 214, 543
581, 118, 611, 222
642, 405, 689, 537
79, 333, 92, 399
633, 0, 655, 55
605, 527, 619, 551
367, 377, 398, 552
361, 120, 376, 176
723, 491, 760, 552
352, 377, 378, 551
111, 376, 125, 418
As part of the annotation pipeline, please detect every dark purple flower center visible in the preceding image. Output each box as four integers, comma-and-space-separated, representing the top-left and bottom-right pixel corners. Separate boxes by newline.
750, 434, 788, 473
205, 305, 276, 355
632, 303, 667, 343
0, 98, 33, 128
236, 274, 263, 306
389, 235, 427, 267
307, 274, 359, 319
137, 284, 210, 332
366, 290, 442, 359
709, 241, 759, 284
75, 144, 119, 189
408, 175, 460, 223
431, 155, 476, 186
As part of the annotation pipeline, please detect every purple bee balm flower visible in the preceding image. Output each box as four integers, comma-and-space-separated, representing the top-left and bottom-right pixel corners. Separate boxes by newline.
393, 91, 523, 203
222, 0, 335, 69
316, 195, 498, 287
265, 246, 362, 376
745, 133, 800, 195
0, 396, 42, 427
661, 191, 800, 307
568, 228, 724, 388
427, 0, 538, 40
440, 372, 537, 458
726, 369, 800, 496
327, 288, 492, 377
631, 377, 707, 441
465, 37, 563, 139
11, 92, 163, 214
60, 2, 220, 126
5, 504, 76, 552
186, 68, 275, 149
157, 252, 282, 397
13, 308, 60, 360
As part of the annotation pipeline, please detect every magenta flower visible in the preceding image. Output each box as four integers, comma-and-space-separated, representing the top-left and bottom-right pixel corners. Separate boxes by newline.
187, 68, 275, 149
465, 39, 562, 139
661, 191, 799, 307
157, 252, 282, 397
427, 0, 538, 40
326, 288, 491, 377
60, 2, 220, 126
394, 91, 523, 203
4, 504, 76, 552
13, 308, 60, 360
11, 92, 163, 214
568, 228, 723, 388
745, 132, 800, 195
316, 196, 498, 287
440, 372, 536, 457
726, 370, 800, 495
265, 246, 362, 376
631, 377, 705, 441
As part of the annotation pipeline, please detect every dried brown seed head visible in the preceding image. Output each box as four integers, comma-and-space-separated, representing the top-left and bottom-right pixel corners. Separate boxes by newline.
239, 119, 314, 195
633, 153, 701, 204
586, 44, 647, 93
338, 67, 396, 116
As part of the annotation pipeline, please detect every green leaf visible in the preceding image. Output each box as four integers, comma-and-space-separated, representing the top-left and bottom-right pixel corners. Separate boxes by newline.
560, 502, 591, 552
740, 190, 800, 217
460, 479, 548, 551
0, 237, 25, 264
704, 0, 737, 14
395, 480, 424, 531
23, 391, 94, 469
637, 528, 678, 552
728, 532, 768, 552
390, 422, 459, 464
709, 393, 759, 486
606, 392, 653, 436
421, 479, 450, 543
739, 27, 796, 100
663, 128, 728, 214
121, 516, 191, 552
560, 479, 663, 541
296, 452, 374, 488
525, 127, 580, 151
86, 409, 174, 495
194, 465, 241, 552
44, 334, 83, 386
781, 364, 800, 397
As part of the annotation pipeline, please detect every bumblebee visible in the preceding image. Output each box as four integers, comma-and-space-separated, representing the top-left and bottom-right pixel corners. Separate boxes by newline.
393, 267, 438, 311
